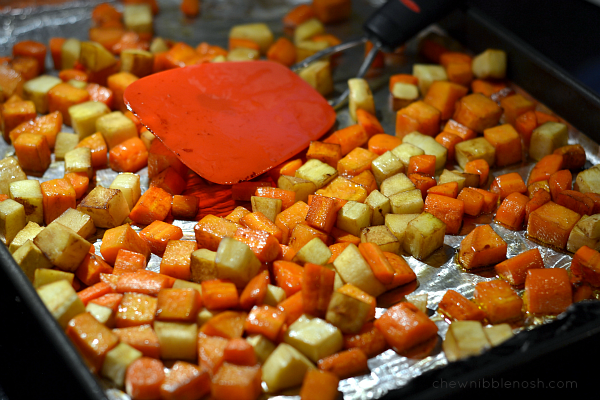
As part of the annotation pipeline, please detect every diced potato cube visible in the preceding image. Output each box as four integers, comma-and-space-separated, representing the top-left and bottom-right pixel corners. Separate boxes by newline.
54, 132, 79, 160
23, 75, 62, 114
412, 64, 447, 95
246, 334, 276, 364
452, 171, 480, 188
33, 221, 92, 272
443, 320, 490, 362
277, 175, 317, 203
53, 208, 96, 239
455, 137, 496, 170
295, 159, 338, 189
86, 302, 116, 328
9, 221, 44, 253
483, 323, 514, 347
472, 49, 506, 79
154, 321, 198, 361
96, 111, 138, 150
365, 189, 391, 226
577, 214, 600, 239
68, 101, 111, 140
123, 4, 153, 35
190, 248, 218, 283
250, 196, 282, 223
391, 82, 420, 110
295, 40, 329, 63
61, 38, 81, 70
120, 49, 154, 78
298, 60, 333, 96
9, 179, 43, 225
405, 293, 428, 314
529, 121, 569, 161
402, 131, 447, 171
391, 142, 425, 167
348, 78, 375, 121
226, 48, 260, 62
566, 226, 598, 254
389, 188, 424, 214
380, 173, 415, 198
229, 23, 274, 54
403, 212, 446, 260
33, 268, 75, 289
293, 237, 332, 265
438, 169, 467, 191
360, 225, 400, 254
263, 284, 287, 307
336, 201, 372, 237
150, 37, 169, 53
0, 156, 27, 195
79, 41, 118, 72
332, 243, 386, 297
64, 147, 93, 179
294, 18, 325, 44
101, 342, 142, 388
36, 279, 85, 329
77, 186, 130, 229
109, 173, 141, 212
371, 151, 404, 185
11, 240, 52, 282
261, 343, 316, 393
575, 164, 600, 194
385, 213, 419, 247
325, 291, 370, 334
0, 199, 26, 246
283, 314, 343, 363
214, 237, 261, 288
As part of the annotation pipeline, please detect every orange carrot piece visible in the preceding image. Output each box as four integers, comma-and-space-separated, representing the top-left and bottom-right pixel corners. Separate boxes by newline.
234, 227, 281, 263
458, 224, 507, 270
424, 193, 464, 235
160, 240, 198, 281
180, 0, 200, 17
435, 131, 463, 163
2, 100, 36, 142
85, 83, 114, 108
470, 188, 499, 214
549, 169, 572, 201
171, 195, 198, 220
9, 111, 62, 149
139, 220, 184, 257
89, 292, 123, 313
240, 212, 283, 243
306, 140, 342, 169
495, 248, 544, 287
283, 4, 316, 28
383, 252, 417, 290
210, 363, 262, 400
442, 119, 477, 141
62, 171, 89, 200
395, 100, 442, 138
500, 93, 536, 125
374, 302, 438, 355
409, 173, 437, 200
571, 246, 600, 287
245, 304, 286, 342
527, 154, 564, 185
585, 192, 600, 215
239, 270, 270, 310
464, 159, 490, 187
358, 242, 394, 284
456, 187, 484, 217
59, 69, 88, 82
356, 108, 384, 137
67, 312, 119, 373
490, 172, 527, 200
197, 333, 228, 375
273, 260, 304, 297
41, 178, 76, 225
156, 288, 202, 323
266, 37, 296, 67
274, 201, 309, 245
77, 281, 114, 305
553, 144, 586, 170
343, 322, 388, 358
109, 136, 149, 173
494, 192, 529, 230
427, 181, 459, 198
125, 357, 165, 400
555, 190, 594, 216
524, 268, 572, 315
91, 3, 122, 26
201, 310, 247, 339
302, 263, 335, 318
279, 158, 303, 177
473, 280, 523, 324
351, 170, 378, 195
49, 37, 65, 70
438, 290, 485, 321
107, 71, 138, 113
453, 93, 503, 133
367, 133, 402, 156
299, 369, 340, 400
13, 132, 51, 173
229, 37, 261, 52
317, 348, 368, 379
129, 186, 173, 225
201, 280, 239, 310
525, 188, 552, 223
323, 124, 369, 156
194, 215, 240, 251
528, 201, 581, 250
471, 79, 507, 97
100, 223, 152, 265
160, 361, 211, 400
223, 338, 257, 367
75, 252, 113, 286
330, 227, 360, 245
277, 291, 303, 325
424, 80, 469, 120
305, 195, 337, 233
255, 186, 296, 210
116, 270, 175, 297
483, 124, 522, 167
47, 83, 89, 126
12, 40, 46, 75
514, 110, 537, 148
407, 154, 436, 177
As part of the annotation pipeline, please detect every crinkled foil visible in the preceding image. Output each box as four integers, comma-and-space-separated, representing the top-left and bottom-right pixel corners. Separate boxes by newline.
2, 1, 600, 400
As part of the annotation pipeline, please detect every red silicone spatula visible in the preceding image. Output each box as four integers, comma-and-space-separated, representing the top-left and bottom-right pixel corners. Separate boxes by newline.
124, 60, 336, 184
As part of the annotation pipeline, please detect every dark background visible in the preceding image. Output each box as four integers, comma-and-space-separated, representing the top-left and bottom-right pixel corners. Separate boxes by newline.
2, 0, 600, 399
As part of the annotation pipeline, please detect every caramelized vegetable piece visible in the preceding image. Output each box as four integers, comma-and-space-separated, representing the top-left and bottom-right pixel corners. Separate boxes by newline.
211, 363, 262, 400
395, 100, 442, 138
160, 361, 211, 400
129, 186, 173, 225
139, 220, 184, 257
524, 268, 572, 315
527, 201, 581, 249
302, 263, 335, 318
300, 369, 340, 400
490, 172, 527, 200
571, 245, 600, 286
495, 248, 544, 287
473, 280, 523, 324
100, 223, 151, 265
317, 348, 368, 379
494, 192, 529, 230
423, 193, 464, 235
458, 225, 507, 270
125, 357, 166, 400
437, 290, 485, 321
453, 93, 502, 133
66, 312, 119, 373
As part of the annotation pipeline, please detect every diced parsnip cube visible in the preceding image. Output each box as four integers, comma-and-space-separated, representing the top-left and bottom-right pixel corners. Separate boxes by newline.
298, 60, 333, 97
226, 47, 260, 62
295, 40, 329, 63
472, 49, 506, 79
64, 147, 93, 179
380, 173, 415, 198
246, 334, 276, 364
53, 208, 96, 240
12, 240, 52, 282
172, 280, 203, 297
68, 101, 111, 141
0, 199, 26, 246
293, 237, 332, 265
385, 213, 419, 247
438, 169, 467, 191
150, 37, 169, 53
140, 128, 155, 150
575, 164, 600, 194
391, 142, 425, 167
403, 212, 446, 260
214, 237, 261, 288
250, 196, 282, 223
294, 18, 325, 44
402, 131, 447, 171
412, 64, 447, 95
348, 78, 375, 121
36, 279, 85, 329
365, 189, 391, 226
443, 320, 490, 362
390, 188, 424, 215
229, 23, 274, 55
54, 132, 79, 160
154, 321, 198, 361
101, 342, 142, 388
196, 308, 220, 327
33, 221, 91, 272
263, 284, 287, 307
120, 49, 154, 78
405, 293, 428, 314
360, 225, 400, 254
0, 156, 27, 195
79, 41, 117, 72
332, 243, 386, 297
455, 137, 496, 170
61, 38, 81, 70
190, 248, 218, 283
23, 75, 62, 114
529, 121, 569, 161
261, 343, 316, 393
109, 173, 141, 212
9, 179, 43, 225
295, 159, 338, 189
577, 214, 600, 239
283, 314, 343, 363
451, 171, 479, 188
77, 186, 130, 229
33, 268, 74, 289
277, 175, 316, 203
483, 323, 514, 347
371, 151, 405, 185
123, 4, 153, 35
68, 80, 87, 89
96, 111, 138, 150
9, 221, 44, 253
336, 201, 372, 237
86, 302, 116, 328
566, 226, 598, 254
325, 291, 370, 334
391, 82, 420, 110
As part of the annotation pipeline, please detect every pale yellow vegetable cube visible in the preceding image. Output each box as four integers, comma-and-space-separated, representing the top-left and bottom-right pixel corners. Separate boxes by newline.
154, 321, 197, 361
455, 137, 496, 170
298, 60, 333, 97
23, 75, 62, 114
61, 38, 81, 70
9, 179, 43, 225
77, 186, 130, 229
250, 196, 282, 223
54, 132, 79, 160
384, 213, 419, 247
325, 291, 370, 334
412, 64, 447, 95
33, 222, 91, 272
0, 199, 26, 246
261, 343, 316, 393
9, 221, 44, 253
390, 188, 424, 214
64, 147, 93, 179
332, 243, 386, 297
529, 121, 569, 161
295, 159, 338, 189
348, 78, 375, 121
263, 284, 287, 307
226, 47, 260, 62
101, 343, 142, 388
380, 173, 415, 198
246, 334, 276, 364
79, 41, 117, 72
438, 169, 467, 191
483, 323, 514, 347
472, 49, 506, 79
277, 175, 316, 203
120, 49, 154, 78
53, 208, 96, 240
123, 4, 153, 35
0, 157, 27, 195
365, 189, 391, 226
12, 240, 52, 282
86, 302, 115, 328
360, 225, 400, 254
33, 268, 75, 289
96, 111, 138, 149
402, 131, 447, 171
190, 248, 218, 284
109, 173, 141, 212
443, 320, 490, 362
391, 142, 425, 167
215, 237, 261, 288
336, 201, 372, 237
294, 18, 325, 44
371, 151, 404, 185
403, 212, 446, 260
229, 23, 274, 54
283, 314, 343, 363
68, 101, 111, 140
36, 279, 85, 329
293, 237, 332, 265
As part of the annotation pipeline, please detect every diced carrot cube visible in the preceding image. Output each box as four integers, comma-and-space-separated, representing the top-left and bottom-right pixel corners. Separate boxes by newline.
112, 249, 147, 275
424, 194, 464, 235
107, 71, 138, 113
471, 79, 507, 97
483, 124, 522, 167
210, 363, 262, 400
139, 220, 183, 257
453, 93, 502, 133
457, 187, 484, 217
63, 172, 90, 199
223, 338, 257, 367
437, 290, 485, 321
500, 93, 536, 125
383, 252, 417, 290
424, 81, 469, 120
435, 131, 463, 163
100, 223, 152, 265
283, 4, 316, 28
395, 100, 441, 138
407, 154, 436, 177
555, 190, 594, 216
495, 248, 544, 287
201, 280, 239, 310
9, 111, 62, 149
197, 333, 228, 375
125, 357, 165, 400
299, 370, 339, 400
201, 310, 247, 339
85, 83, 114, 108
458, 224, 507, 270
464, 159, 490, 187
116, 270, 174, 297
234, 227, 281, 263
527, 154, 564, 185
358, 242, 394, 284
427, 182, 459, 198
553, 144, 586, 170
494, 192, 529, 230
288, 223, 329, 253
409, 173, 437, 200
13, 132, 51, 173
66, 312, 119, 373
245, 304, 286, 342
306, 140, 342, 168
316, 176, 368, 202
109, 136, 149, 173
473, 280, 523, 324
277, 290, 303, 325
240, 212, 283, 243
342, 322, 388, 358
194, 214, 240, 251
323, 124, 368, 156
273, 260, 303, 298
160, 361, 211, 400
302, 263, 335, 318
548, 169, 572, 201
490, 172, 527, 200
525, 188, 552, 224
266, 37, 296, 67
47, 83, 89, 126
2, 100, 36, 142
129, 186, 173, 225
156, 288, 202, 323
442, 118, 477, 141
239, 270, 270, 310
89, 292, 122, 313
305, 195, 337, 234
367, 133, 402, 156
77, 281, 114, 305
75, 252, 113, 286
171, 195, 198, 220
571, 246, 600, 287
160, 240, 198, 281
317, 348, 368, 379
41, 178, 76, 225
254, 186, 296, 210
527, 201, 581, 250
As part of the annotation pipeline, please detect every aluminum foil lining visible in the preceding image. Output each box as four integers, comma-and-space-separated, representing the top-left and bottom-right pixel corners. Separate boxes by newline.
2, 1, 600, 399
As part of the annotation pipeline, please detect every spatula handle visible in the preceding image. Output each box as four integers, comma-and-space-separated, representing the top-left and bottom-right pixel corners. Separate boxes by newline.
363, 0, 462, 51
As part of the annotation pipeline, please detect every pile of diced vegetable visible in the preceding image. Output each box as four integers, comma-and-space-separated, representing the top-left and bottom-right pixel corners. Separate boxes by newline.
2, 0, 600, 399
